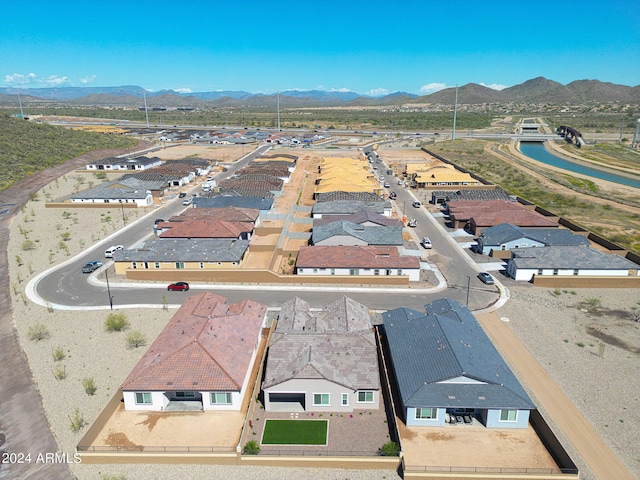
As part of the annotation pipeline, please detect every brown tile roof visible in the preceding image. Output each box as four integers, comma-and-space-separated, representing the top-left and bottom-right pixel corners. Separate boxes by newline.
296, 246, 420, 269
263, 296, 380, 390
120, 292, 266, 392
157, 218, 253, 239
169, 207, 259, 223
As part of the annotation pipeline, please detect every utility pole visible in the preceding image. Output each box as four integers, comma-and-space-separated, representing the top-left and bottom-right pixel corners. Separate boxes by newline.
143, 91, 150, 128
277, 92, 281, 132
633, 119, 640, 148
451, 85, 459, 141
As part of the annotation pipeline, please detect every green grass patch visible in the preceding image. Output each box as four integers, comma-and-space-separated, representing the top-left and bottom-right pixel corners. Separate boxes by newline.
262, 419, 328, 445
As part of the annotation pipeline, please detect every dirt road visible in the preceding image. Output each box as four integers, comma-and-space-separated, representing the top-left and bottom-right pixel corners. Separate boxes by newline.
477, 312, 635, 480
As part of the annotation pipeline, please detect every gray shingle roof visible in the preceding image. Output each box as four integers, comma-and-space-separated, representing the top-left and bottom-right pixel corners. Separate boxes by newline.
113, 238, 249, 263
510, 245, 640, 270
315, 191, 382, 203
311, 200, 391, 215
480, 223, 590, 247
312, 220, 403, 246
193, 196, 273, 211
382, 299, 534, 410
263, 296, 379, 391
71, 177, 163, 200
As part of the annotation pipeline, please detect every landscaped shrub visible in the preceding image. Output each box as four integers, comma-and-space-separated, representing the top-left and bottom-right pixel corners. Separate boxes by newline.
380, 441, 400, 456
242, 440, 260, 455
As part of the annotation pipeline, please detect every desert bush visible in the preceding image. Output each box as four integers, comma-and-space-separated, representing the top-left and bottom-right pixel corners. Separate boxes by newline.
52, 364, 67, 380
126, 330, 147, 348
82, 377, 97, 395
69, 408, 86, 433
104, 312, 129, 332
27, 322, 50, 341
21, 240, 36, 251
52, 346, 65, 361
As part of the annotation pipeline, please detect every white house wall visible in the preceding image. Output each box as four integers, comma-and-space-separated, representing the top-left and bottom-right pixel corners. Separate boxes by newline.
483, 409, 530, 429
122, 391, 169, 411
264, 378, 379, 413
511, 267, 637, 282
296, 267, 419, 281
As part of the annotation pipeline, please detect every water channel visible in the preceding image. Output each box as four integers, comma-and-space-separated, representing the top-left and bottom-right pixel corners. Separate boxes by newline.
518, 142, 640, 189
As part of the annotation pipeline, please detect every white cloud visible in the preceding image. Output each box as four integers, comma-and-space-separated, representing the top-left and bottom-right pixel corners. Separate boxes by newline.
367, 88, 390, 97
419, 82, 448, 94
4, 72, 70, 86
80, 75, 97, 84
174, 87, 192, 94
5, 72, 37, 85
480, 82, 509, 91
329, 87, 352, 93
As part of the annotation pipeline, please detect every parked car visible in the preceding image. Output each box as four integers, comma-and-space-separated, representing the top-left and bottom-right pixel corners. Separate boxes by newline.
412, 201, 421, 208
182, 197, 193, 206
167, 282, 190, 291
384, 182, 390, 188
421, 237, 432, 249
408, 218, 417, 227
178, 192, 187, 198
81, 260, 103, 273
154, 218, 165, 225
104, 245, 123, 258
397, 179, 403, 185
389, 192, 397, 200
478, 272, 495, 285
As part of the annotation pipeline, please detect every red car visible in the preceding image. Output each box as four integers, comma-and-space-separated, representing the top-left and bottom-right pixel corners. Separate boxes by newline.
167, 282, 189, 291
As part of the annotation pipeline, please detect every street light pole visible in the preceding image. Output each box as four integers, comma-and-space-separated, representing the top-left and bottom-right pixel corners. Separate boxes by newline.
105, 268, 114, 310
466, 276, 471, 307
119, 200, 127, 226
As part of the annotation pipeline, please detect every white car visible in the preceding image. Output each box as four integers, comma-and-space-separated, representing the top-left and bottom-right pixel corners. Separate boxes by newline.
104, 245, 124, 258
421, 237, 432, 249
182, 197, 193, 206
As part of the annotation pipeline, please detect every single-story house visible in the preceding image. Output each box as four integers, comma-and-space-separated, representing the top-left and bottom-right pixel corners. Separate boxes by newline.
113, 238, 250, 275
475, 223, 591, 256
296, 246, 420, 281
193, 196, 273, 214
70, 178, 163, 207
382, 299, 535, 428
85, 156, 163, 171
311, 200, 392, 218
168, 206, 260, 225
412, 165, 479, 188
313, 211, 403, 228
120, 292, 267, 411
507, 245, 640, 281
262, 296, 380, 412
311, 220, 403, 246
157, 218, 254, 240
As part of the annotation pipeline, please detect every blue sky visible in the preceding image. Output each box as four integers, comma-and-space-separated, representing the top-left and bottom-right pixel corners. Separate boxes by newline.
2, 0, 639, 95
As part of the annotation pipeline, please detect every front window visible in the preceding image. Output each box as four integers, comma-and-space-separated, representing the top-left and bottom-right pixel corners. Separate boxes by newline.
176, 391, 195, 398
175, 262, 185, 269
341, 393, 349, 406
313, 393, 330, 406
135, 392, 152, 405
499, 409, 518, 422
415, 407, 437, 419
210, 392, 232, 405
357, 391, 374, 403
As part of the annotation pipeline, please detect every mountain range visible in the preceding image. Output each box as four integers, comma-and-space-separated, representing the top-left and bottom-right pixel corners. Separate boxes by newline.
1, 77, 638, 107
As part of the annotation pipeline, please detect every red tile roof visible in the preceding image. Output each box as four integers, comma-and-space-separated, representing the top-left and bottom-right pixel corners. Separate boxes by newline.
296, 246, 420, 269
158, 218, 253, 238
170, 207, 259, 223
120, 292, 266, 392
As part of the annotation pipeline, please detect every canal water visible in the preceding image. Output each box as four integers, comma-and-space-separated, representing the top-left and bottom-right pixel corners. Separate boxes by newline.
518, 142, 640, 189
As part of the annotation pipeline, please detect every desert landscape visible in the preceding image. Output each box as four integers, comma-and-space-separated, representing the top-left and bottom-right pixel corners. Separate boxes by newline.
2, 143, 639, 479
